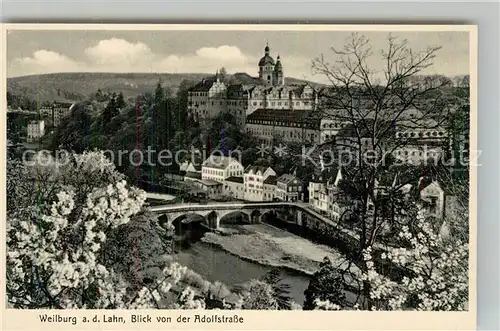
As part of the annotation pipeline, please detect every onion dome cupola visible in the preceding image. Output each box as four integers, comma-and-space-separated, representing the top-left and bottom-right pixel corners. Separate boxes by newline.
274, 54, 283, 72
258, 44, 275, 67
258, 42, 276, 85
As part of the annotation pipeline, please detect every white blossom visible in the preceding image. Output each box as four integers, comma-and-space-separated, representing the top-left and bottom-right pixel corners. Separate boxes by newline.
361, 206, 468, 311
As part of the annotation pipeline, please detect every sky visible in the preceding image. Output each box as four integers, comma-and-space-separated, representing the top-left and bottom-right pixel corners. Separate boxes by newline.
6, 29, 470, 83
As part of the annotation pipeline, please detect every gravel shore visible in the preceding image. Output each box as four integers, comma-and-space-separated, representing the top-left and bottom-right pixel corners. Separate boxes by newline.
201, 223, 362, 277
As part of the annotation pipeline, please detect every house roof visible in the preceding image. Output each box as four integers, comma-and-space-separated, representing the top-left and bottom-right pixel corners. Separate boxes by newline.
187, 162, 202, 171
263, 175, 277, 185
277, 174, 302, 185
311, 166, 341, 184
244, 165, 270, 174
197, 179, 222, 186
226, 176, 244, 184
185, 171, 201, 179
189, 77, 217, 92
53, 102, 74, 108
202, 155, 240, 170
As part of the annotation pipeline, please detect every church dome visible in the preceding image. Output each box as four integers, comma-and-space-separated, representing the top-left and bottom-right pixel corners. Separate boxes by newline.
259, 54, 275, 67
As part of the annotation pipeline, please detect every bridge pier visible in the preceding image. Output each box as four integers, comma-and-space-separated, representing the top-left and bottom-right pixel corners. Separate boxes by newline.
296, 209, 303, 226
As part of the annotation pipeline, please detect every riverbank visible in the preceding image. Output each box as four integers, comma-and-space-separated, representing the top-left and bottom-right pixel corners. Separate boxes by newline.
201, 223, 362, 278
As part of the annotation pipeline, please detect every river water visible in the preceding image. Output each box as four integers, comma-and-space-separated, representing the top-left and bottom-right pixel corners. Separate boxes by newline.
168, 209, 360, 307
174, 239, 312, 305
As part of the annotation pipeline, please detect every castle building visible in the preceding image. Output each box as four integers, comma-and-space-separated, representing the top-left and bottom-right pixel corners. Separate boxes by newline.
187, 73, 227, 123
245, 108, 321, 145
187, 43, 318, 124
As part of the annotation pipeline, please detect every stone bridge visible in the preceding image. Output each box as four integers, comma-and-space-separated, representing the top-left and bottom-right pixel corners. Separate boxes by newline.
149, 201, 307, 230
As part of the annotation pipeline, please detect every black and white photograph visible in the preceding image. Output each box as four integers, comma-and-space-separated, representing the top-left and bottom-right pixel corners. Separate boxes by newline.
4, 25, 475, 318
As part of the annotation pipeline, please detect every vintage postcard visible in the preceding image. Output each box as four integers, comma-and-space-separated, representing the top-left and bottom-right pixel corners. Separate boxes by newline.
1, 24, 477, 330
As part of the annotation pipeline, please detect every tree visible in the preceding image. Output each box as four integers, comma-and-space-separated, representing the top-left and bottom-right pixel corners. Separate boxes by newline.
360, 205, 468, 311
240, 280, 279, 310
259, 268, 295, 309
303, 256, 346, 310
312, 33, 458, 308
101, 94, 119, 133
175, 80, 196, 131
50, 103, 92, 153
116, 92, 126, 110
5, 150, 237, 310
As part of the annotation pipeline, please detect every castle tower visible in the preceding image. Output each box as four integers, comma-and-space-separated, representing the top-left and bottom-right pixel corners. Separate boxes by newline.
258, 42, 275, 85
273, 54, 284, 85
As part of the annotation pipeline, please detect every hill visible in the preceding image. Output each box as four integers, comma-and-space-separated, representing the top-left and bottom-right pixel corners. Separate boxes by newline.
7, 72, 322, 104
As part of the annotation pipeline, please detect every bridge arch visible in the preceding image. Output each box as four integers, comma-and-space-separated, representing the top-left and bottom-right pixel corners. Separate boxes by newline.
260, 209, 278, 223
249, 209, 262, 223
170, 213, 206, 235
218, 210, 252, 226
157, 214, 171, 229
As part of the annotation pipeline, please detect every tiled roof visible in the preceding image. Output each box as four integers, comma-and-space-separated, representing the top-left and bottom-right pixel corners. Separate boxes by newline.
185, 171, 201, 179
188, 162, 202, 171
197, 179, 222, 186
189, 77, 217, 92
244, 165, 270, 174
202, 155, 240, 170
277, 174, 302, 185
53, 102, 74, 108
263, 175, 277, 185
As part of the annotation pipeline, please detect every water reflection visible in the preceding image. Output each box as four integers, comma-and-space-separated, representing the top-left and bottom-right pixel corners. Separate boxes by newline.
171, 218, 311, 305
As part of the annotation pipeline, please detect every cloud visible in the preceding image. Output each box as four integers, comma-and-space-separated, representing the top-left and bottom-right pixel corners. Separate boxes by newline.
8, 41, 320, 82
10, 50, 83, 76
159, 45, 252, 74
85, 38, 155, 69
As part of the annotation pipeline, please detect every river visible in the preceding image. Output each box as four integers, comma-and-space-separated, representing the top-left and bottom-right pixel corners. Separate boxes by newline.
174, 238, 312, 305
170, 216, 361, 307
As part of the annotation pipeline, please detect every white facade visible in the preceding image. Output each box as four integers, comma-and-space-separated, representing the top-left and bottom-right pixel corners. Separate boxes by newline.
244, 166, 276, 201
263, 181, 277, 201
308, 169, 345, 220
308, 181, 329, 213
53, 102, 75, 127
27, 120, 45, 141
275, 174, 303, 202
223, 178, 245, 200
201, 155, 244, 183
